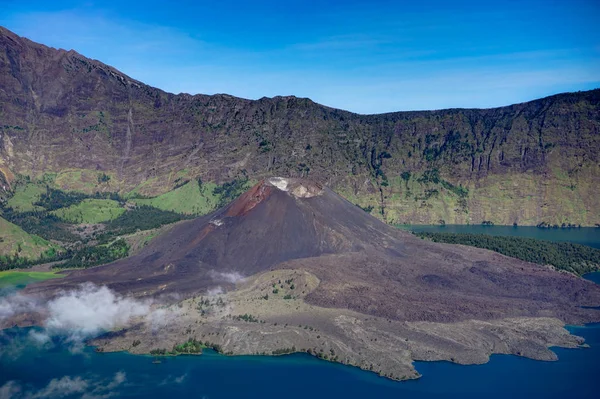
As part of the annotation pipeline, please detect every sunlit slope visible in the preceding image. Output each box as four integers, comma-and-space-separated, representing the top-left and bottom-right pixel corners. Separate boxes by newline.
0, 216, 62, 261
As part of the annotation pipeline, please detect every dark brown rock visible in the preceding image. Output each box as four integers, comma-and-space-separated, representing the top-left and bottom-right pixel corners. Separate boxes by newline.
0, 27, 599, 225
27, 178, 600, 325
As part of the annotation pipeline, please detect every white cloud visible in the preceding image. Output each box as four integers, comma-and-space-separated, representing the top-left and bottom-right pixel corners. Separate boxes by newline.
0, 293, 39, 321
0, 381, 21, 399
45, 283, 149, 338
146, 307, 181, 333
0, 283, 167, 352
31, 376, 88, 399
159, 373, 187, 386
206, 287, 223, 297
0, 372, 127, 399
208, 271, 245, 284
104, 371, 126, 391
174, 374, 187, 384
27, 329, 52, 346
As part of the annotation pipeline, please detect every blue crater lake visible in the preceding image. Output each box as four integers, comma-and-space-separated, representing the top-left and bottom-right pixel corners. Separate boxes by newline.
1, 226, 599, 399
583, 271, 600, 285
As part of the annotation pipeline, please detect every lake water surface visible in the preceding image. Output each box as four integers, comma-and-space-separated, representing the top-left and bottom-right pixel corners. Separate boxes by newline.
1, 226, 599, 399
402, 224, 600, 249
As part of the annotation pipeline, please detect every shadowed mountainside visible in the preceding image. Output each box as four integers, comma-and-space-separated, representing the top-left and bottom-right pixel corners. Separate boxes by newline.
27, 178, 600, 324
0, 26, 599, 226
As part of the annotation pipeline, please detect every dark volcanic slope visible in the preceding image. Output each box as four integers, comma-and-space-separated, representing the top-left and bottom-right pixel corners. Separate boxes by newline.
31, 178, 404, 294
1, 26, 599, 225
29, 178, 600, 324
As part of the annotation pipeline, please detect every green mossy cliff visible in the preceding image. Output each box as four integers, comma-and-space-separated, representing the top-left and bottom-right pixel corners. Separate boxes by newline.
0, 27, 599, 225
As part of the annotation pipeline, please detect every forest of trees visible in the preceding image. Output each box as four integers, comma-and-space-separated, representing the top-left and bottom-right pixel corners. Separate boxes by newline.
0, 247, 67, 270
98, 205, 187, 241
212, 177, 250, 208
415, 232, 600, 276
0, 239, 129, 271
3, 210, 81, 243
56, 239, 129, 269
35, 187, 122, 211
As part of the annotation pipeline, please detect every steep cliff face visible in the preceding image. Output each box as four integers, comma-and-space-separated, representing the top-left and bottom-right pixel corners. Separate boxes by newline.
1, 26, 599, 225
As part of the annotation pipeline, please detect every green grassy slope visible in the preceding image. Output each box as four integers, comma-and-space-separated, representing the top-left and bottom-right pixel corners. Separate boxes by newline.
0, 216, 62, 260
51, 198, 126, 223
6, 183, 46, 212
0, 270, 63, 288
133, 181, 220, 215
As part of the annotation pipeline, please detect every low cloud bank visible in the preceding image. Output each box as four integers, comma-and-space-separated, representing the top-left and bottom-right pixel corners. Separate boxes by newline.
45, 283, 149, 338
0, 283, 176, 352
0, 293, 39, 321
0, 283, 150, 333
0, 285, 187, 398
146, 306, 182, 333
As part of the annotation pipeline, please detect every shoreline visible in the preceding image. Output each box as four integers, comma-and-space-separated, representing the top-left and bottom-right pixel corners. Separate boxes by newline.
4, 268, 600, 382
4, 322, 600, 385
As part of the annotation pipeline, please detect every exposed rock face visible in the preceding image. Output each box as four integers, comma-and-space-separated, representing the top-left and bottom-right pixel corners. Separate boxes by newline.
90, 269, 589, 382
1, 26, 599, 225
266, 177, 324, 198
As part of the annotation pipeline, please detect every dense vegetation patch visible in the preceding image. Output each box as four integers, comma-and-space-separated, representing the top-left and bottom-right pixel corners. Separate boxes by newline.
233, 313, 260, 323
150, 338, 223, 356
1, 180, 191, 270
1, 239, 130, 272
0, 215, 63, 261
2, 210, 80, 243
100, 205, 187, 239
35, 187, 122, 211
56, 239, 129, 269
415, 232, 600, 276
2, 185, 125, 243
172, 338, 204, 354
272, 346, 297, 355
213, 177, 252, 208
0, 249, 66, 271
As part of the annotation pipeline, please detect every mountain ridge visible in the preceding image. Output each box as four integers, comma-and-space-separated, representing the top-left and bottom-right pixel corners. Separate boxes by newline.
1, 26, 599, 226
2, 22, 592, 115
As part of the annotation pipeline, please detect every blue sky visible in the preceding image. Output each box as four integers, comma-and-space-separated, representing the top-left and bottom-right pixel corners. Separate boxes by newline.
0, 0, 598, 113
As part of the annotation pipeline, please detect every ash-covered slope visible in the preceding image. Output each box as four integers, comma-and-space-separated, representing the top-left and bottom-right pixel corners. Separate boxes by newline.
28, 178, 407, 295
28, 178, 600, 325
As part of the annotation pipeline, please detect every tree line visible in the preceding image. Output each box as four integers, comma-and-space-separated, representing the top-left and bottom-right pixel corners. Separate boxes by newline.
0, 239, 129, 271
415, 231, 600, 276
